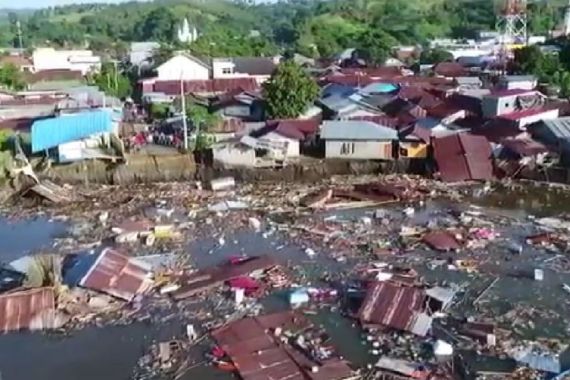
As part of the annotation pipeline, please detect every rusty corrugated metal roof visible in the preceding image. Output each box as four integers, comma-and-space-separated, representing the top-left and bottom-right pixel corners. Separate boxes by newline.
433, 133, 494, 182
79, 248, 153, 301
358, 282, 432, 336
172, 255, 278, 300
0, 287, 59, 333
212, 311, 354, 380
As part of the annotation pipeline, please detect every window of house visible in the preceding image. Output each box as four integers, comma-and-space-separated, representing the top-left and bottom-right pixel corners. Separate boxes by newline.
340, 142, 355, 155
222, 67, 233, 74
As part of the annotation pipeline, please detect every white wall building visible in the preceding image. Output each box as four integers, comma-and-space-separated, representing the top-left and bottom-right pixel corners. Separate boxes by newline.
212, 57, 278, 84
321, 121, 397, 160
32, 48, 101, 75
156, 53, 210, 81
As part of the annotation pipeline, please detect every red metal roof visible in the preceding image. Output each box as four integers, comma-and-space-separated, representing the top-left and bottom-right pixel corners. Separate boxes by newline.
501, 137, 549, 157
349, 115, 400, 129
0, 117, 37, 131
434, 62, 467, 77
274, 119, 320, 139
471, 119, 521, 143
0, 288, 58, 333
173, 255, 278, 300
339, 67, 403, 78
27, 69, 83, 83
423, 231, 461, 251
322, 74, 376, 87
212, 311, 354, 380
433, 133, 494, 182
358, 282, 431, 336
0, 55, 32, 67
153, 78, 259, 95
489, 89, 536, 97
79, 248, 152, 301
499, 107, 552, 121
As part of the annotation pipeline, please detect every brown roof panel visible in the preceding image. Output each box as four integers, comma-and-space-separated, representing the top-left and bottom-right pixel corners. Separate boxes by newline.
0, 288, 59, 333
212, 311, 353, 380
433, 133, 493, 182
172, 255, 278, 300
153, 78, 259, 95
79, 248, 152, 301
423, 231, 461, 251
358, 282, 431, 336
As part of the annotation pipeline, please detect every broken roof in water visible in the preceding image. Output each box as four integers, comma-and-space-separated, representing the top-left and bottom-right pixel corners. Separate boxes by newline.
212, 311, 355, 380
358, 282, 432, 336
0, 287, 66, 333
79, 248, 153, 301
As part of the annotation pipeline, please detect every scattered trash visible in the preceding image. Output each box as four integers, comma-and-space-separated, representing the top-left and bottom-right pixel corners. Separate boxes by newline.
248, 217, 261, 231
433, 340, 454, 356
289, 288, 310, 308
210, 177, 236, 192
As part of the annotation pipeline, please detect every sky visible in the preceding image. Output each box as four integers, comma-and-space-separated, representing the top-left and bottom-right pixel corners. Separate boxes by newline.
0, 0, 134, 9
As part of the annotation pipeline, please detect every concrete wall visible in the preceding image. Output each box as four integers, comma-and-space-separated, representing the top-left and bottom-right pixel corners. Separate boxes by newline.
32, 48, 100, 74
213, 145, 255, 167
482, 95, 518, 117
259, 132, 300, 158
157, 56, 209, 81
325, 140, 393, 160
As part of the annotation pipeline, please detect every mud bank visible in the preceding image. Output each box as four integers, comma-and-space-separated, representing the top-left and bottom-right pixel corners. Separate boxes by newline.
47, 154, 417, 185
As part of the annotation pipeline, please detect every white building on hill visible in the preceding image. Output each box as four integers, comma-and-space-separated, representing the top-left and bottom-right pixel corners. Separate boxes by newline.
32, 48, 101, 75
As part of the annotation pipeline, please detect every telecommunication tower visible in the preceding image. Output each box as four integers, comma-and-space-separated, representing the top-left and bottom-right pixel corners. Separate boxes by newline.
495, 0, 528, 47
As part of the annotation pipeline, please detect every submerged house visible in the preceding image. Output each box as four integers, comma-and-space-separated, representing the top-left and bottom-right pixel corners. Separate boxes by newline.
31, 109, 123, 162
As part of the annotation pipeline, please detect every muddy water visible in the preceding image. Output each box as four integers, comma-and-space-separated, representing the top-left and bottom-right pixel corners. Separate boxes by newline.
1, 186, 570, 380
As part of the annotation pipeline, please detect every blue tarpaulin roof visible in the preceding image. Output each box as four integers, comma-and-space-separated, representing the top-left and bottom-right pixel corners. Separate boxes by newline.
32, 110, 113, 153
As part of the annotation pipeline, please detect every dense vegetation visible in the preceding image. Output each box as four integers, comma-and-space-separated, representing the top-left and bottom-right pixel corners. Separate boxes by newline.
0, 0, 567, 61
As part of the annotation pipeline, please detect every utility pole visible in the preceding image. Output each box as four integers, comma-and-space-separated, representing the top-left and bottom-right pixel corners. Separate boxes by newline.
180, 71, 188, 151
564, 0, 570, 36
16, 20, 23, 50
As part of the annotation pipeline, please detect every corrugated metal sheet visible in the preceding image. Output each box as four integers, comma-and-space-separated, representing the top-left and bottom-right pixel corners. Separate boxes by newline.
540, 117, 570, 139
172, 256, 278, 300
358, 282, 432, 336
152, 78, 259, 95
79, 248, 153, 301
433, 133, 493, 182
31, 110, 113, 152
212, 311, 354, 380
321, 121, 398, 141
0, 288, 59, 333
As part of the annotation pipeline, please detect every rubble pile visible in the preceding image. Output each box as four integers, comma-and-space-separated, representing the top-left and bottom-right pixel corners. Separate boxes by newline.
1, 175, 570, 379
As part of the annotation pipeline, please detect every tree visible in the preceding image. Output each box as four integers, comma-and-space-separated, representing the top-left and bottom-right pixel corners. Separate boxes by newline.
355, 29, 395, 66
420, 48, 454, 64
88, 62, 132, 99
152, 44, 175, 67
514, 45, 543, 75
514, 45, 560, 83
561, 72, 570, 98
0, 64, 26, 91
184, 104, 221, 151
185, 104, 221, 131
263, 61, 319, 119
140, 8, 177, 42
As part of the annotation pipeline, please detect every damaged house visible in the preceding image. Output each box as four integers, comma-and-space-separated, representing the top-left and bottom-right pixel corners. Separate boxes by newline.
31, 108, 123, 163
320, 120, 398, 160
357, 281, 455, 337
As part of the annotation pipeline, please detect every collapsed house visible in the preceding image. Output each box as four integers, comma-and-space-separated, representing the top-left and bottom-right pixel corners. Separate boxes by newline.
212, 311, 356, 380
